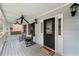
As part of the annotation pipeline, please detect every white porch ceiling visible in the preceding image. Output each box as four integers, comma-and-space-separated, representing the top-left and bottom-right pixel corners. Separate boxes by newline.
1, 3, 66, 23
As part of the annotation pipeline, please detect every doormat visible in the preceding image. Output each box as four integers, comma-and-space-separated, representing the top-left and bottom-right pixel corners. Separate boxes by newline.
41, 46, 55, 56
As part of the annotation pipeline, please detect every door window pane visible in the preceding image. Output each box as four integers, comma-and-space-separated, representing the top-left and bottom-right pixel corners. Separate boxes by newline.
46, 20, 52, 34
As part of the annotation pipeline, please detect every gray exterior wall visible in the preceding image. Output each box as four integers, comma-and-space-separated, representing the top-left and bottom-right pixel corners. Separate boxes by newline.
33, 4, 79, 55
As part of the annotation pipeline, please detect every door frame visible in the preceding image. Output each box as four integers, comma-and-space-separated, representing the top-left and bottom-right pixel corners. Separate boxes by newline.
43, 14, 63, 54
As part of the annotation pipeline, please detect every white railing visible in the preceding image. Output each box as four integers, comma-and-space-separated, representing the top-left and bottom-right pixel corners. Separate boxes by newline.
0, 32, 8, 55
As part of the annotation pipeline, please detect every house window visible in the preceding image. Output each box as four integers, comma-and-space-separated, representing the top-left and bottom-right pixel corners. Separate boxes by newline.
58, 18, 61, 35
28, 23, 35, 36
28, 24, 31, 35
41, 22, 43, 33
0, 21, 3, 33
0, 21, 3, 36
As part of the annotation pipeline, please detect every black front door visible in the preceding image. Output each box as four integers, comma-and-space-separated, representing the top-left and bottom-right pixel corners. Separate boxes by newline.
44, 18, 55, 50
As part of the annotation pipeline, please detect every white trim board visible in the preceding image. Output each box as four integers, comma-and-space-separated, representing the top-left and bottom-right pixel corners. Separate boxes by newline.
55, 14, 64, 55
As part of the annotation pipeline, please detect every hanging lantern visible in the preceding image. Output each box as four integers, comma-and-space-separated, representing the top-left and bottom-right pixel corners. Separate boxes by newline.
70, 3, 79, 16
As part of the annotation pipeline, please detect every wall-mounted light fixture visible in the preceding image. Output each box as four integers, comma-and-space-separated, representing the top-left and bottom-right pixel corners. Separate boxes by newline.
70, 3, 79, 16
34, 19, 38, 24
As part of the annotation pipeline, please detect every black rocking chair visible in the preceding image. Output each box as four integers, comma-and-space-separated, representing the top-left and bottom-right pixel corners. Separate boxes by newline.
25, 36, 35, 47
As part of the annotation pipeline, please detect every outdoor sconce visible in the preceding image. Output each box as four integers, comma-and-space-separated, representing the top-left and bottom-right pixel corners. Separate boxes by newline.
34, 19, 38, 24
70, 3, 79, 16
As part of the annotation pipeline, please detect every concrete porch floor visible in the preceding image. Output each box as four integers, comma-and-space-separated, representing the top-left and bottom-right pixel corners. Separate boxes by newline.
1, 35, 60, 56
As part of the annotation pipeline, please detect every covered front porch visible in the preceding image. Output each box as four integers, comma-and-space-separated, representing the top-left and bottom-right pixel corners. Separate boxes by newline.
0, 3, 79, 56
0, 34, 60, 56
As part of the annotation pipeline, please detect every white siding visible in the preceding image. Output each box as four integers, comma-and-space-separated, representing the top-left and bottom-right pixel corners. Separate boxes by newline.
33, 4, 79, 55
